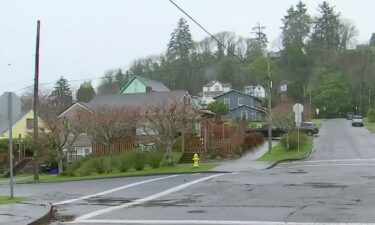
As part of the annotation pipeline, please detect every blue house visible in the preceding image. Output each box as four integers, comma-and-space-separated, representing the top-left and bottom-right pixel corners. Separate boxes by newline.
213, 90, 267, 121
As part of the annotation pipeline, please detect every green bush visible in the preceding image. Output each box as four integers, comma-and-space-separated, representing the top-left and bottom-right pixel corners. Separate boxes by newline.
113, 152, 134, 172
280, 131, 307, 151
134, 151, 148, 171
147, 151, 164, 168
367, 108, 375, 122
233, 146, 243, 156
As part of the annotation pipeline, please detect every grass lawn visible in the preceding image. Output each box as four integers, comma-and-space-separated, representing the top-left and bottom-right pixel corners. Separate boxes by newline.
258, 136, 313, 162
0, 196, 28, 204
312, 119, 325, 128
364, 118, 375, 133
22, 163, 218, 183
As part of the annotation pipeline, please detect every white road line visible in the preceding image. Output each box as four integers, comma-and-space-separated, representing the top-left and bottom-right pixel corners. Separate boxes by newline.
67, 219, 375, 225
288, 163, 375, 169
74, 173, 226, 221
280, 158, 375, 165
53, 175, 179, 205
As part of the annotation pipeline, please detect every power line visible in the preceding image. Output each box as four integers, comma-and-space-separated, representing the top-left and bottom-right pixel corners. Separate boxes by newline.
168, 0, 244, 64
10, 59, 250, 93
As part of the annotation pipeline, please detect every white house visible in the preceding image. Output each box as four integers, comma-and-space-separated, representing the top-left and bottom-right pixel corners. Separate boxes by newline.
244, 84, 266, 98
199, 80, 232, 106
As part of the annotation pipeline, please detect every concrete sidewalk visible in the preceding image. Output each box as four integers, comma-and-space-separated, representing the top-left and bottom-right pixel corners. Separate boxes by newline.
211, 141, 278, 172
0, 200, 51, 225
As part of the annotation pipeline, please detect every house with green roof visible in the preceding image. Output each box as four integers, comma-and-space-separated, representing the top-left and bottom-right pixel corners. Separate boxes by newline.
119, 76, 170, 94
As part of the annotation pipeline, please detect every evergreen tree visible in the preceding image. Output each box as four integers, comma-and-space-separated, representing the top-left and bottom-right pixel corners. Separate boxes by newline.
252, 22, 268, 49
76, 81, 96, 102
370, 33, 375, 47
167, 18, 194, 60
50, 76, 73, 113
167, 18, 194, 91
280, 1, 312, 99
309, 1, 341, 61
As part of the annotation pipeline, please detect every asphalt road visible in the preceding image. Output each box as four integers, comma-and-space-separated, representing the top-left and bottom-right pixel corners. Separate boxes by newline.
2, 118, 375, 225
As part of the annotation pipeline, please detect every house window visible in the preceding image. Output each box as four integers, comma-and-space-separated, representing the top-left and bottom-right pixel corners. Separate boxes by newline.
224, 98, 230, 106
134, 80, 139, 93
84, 148, 91, 156
238, 98, 243, 105
26, 118, 33, 130
241, 111, 248, 120
214, 85, 220, 91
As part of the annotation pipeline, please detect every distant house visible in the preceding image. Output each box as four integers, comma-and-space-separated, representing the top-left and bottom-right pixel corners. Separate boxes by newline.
64, 133, 92, 163
58, 90, 196, 153
244, 84, 267, 98
214, 90, 267, 121
0, 110, 43, 139
199, 80, 232, 106
119, 75, 170, 94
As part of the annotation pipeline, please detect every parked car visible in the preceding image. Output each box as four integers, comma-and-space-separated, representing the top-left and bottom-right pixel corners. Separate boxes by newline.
352, 115, 364, 127
347, 112, 354, 120
257, 124, 287, 138
298, 122, 319, 136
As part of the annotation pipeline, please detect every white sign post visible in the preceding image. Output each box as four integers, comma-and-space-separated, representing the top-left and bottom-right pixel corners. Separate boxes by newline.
316, 108, 320, 119
0, 92, 21, 199
293, 103, 304, 153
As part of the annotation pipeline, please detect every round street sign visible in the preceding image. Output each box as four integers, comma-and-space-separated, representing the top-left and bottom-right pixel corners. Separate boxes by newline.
0, 92, 21, 120
293, 103, 304, 114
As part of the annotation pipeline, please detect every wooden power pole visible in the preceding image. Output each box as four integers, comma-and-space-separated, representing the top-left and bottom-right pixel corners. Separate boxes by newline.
267, 53, 272, 153
33, 20, 40, 181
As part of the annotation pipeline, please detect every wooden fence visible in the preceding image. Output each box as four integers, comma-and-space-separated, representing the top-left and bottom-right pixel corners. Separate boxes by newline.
185, 135, 245, 155
92, 140, 138, 156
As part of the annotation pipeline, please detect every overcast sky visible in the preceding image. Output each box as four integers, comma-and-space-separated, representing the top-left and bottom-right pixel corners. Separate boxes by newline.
0, 0, 374, 95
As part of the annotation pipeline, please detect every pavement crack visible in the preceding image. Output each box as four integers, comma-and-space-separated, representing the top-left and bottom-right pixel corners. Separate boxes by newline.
284, 205, 307, 222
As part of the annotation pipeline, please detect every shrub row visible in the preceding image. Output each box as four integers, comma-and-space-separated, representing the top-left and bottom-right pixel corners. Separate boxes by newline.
64, 150, 164, 176
243, 132, 264, 149
280, 131, 308, 151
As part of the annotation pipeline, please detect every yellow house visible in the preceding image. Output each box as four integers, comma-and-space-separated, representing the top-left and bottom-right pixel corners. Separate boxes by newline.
0, 110, 43, 139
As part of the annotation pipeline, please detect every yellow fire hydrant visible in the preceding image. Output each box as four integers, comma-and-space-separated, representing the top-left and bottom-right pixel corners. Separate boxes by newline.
193, 153, 199, 168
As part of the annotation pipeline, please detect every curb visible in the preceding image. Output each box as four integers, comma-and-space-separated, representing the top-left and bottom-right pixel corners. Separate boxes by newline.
265, 136, 317, 170
28, 203, 53, 225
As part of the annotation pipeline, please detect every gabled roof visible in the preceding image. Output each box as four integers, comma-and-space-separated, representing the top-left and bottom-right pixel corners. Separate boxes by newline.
230, 104, 268, 113
120, 75, 170, 93
86, 91, 189, 109
57, 102, 93, 118
213, 89, 264, 102
203, 80, 232, 88
0, 110, 30, 135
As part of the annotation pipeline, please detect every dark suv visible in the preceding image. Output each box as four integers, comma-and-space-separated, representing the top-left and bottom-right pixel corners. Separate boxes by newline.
257, 124, 287, 138
298, 122, 319, 136
347, 112, 354, 120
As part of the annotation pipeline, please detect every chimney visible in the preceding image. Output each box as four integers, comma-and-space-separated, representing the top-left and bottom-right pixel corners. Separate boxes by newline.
146, 86, 153, 93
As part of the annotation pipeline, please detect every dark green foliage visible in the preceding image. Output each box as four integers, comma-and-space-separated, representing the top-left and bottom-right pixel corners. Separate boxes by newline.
207, 101, 229, 121
112, 152, 134, 172
370, 33, 375, 47
0, 139, 8, 150
76, 81, 96, 102
134, 151, 148, 171
50, 76, 72, 113
281, 131, 307, 151
147, 151, 164, 169
312, 69, 352, 118
367, 108, 375, 122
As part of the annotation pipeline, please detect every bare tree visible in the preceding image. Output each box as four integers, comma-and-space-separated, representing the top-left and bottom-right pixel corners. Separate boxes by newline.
39, 116, 83, 174
272, 110, 295, 150
142, 98, 200, 165
81, 106, 138, 171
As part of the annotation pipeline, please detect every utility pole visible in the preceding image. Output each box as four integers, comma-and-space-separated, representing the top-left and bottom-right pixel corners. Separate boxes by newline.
267, 53, 272, 153
33, 20, 40, 181
369, 90, 371, 110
